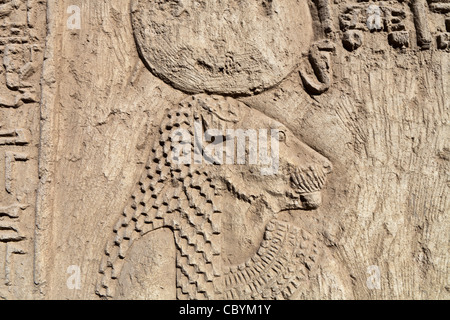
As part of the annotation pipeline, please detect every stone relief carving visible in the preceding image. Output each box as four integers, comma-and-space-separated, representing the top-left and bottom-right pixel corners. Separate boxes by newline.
0, 0, 447, 301
412, 0, 433, 49
96, 94, 333, 299
130, 0, 314, 95
94, 0, 340, 300
299, 39, 335, 95
427, 0, 450, 49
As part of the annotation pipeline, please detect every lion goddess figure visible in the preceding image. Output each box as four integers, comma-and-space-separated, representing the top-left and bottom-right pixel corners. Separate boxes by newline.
97, 0, 341, 300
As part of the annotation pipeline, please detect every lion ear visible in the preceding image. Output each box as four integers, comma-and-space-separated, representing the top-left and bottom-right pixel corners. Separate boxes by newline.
199, 97, 240, 132
200, 113, 230, 144
200, 112, 215, 133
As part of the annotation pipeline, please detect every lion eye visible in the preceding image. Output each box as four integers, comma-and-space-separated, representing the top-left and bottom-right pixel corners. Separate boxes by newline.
278, 131, 286, 142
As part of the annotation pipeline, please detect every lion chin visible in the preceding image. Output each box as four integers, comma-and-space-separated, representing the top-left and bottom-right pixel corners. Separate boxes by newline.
284, 191, 323, 211
287, 162, 332, 211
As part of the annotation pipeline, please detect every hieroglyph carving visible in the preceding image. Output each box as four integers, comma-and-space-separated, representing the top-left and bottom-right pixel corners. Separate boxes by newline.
339, 2, 410, 50
426, 0, 450, 49
0, 0, 45, 296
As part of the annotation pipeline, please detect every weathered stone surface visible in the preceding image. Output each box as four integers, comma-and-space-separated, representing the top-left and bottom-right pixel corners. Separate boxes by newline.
0, 0, 448, 300
0, 0, 46, 300
131, 0, 313, 95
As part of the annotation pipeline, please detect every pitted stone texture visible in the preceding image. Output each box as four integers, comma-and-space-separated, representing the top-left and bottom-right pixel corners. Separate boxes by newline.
131, 0, 313, 95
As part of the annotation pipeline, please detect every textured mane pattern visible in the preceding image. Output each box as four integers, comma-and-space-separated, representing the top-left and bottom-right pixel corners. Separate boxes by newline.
220, 220, 319, 300
96, 97, 224, 299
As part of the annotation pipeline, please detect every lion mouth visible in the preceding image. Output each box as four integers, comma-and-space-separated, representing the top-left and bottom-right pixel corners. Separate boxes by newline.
286, 191, 323, 210
288, 166, 328, 210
